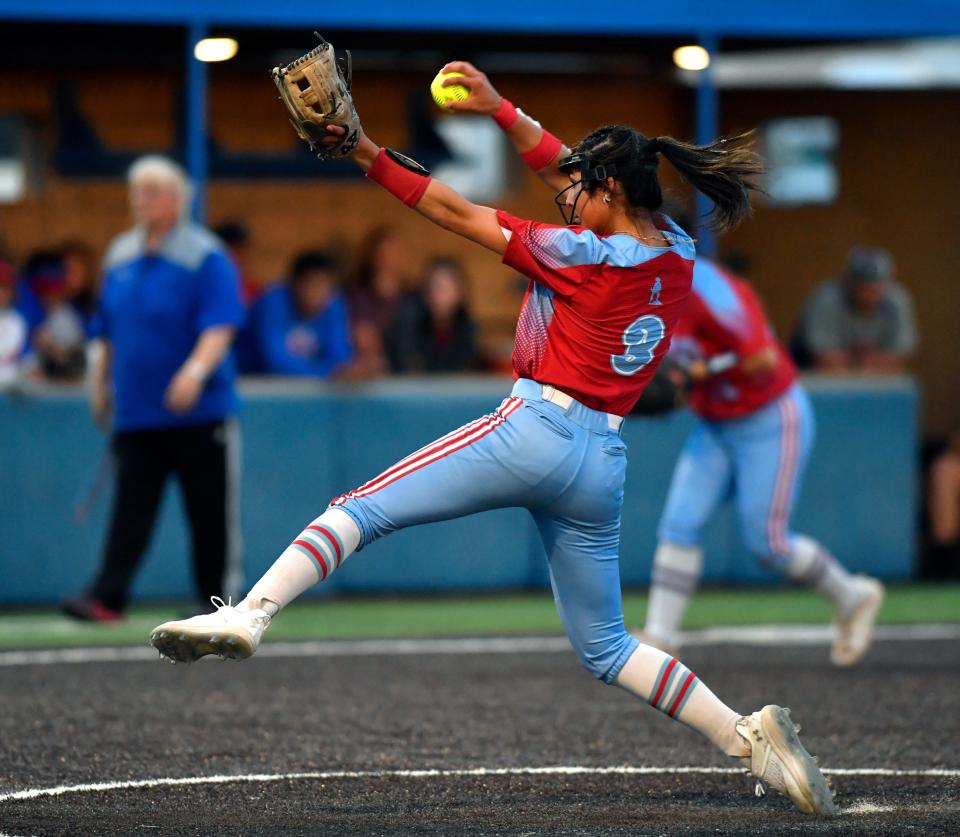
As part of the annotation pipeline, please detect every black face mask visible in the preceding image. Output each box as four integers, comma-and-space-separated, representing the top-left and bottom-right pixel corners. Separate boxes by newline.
554, 153, 618, 226
554, 181, 584, 226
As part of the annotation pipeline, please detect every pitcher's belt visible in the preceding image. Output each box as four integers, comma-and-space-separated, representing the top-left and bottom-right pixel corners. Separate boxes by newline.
540, 384, 623, 431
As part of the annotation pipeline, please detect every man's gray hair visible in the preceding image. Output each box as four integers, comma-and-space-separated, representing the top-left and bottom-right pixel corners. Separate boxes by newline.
127, 155, 194, 219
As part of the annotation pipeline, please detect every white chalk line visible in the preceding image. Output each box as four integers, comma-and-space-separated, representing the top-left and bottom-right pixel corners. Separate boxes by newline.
842, 801, 900, 815
1, 764, 957, 805
1, 622, 958, 667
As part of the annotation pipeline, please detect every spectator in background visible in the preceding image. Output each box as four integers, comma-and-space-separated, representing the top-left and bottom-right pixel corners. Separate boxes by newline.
25, 250, 87, 382
13, 256, 44, 337
214, 221, 266, 305
348, 225, 411, 376
61, 155, 244, 622
247, 250, 352, 378
391, 257, 479, 373
0, 259, 28, 389
793, 246, 917, 373
61, 239, 98, 334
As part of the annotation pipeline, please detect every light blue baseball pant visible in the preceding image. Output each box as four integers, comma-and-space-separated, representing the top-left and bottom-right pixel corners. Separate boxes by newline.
333, 378, 639, 683
657, 383, 815, 571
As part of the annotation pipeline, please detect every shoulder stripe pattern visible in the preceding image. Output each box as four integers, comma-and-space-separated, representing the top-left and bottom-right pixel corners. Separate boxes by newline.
524, 226, 600, 270
601, 234, 695, 267
523, 225, 695, 270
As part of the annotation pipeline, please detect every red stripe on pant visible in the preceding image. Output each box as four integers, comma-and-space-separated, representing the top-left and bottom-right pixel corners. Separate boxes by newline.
768, 396, 798, 556
350, 398, 522, 499
333, 397, 522, 504
339, 396, 518, 499
340, 415, 490, 500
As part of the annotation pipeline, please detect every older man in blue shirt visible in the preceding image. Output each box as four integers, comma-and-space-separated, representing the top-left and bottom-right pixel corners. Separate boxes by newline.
62, 156, 244, 621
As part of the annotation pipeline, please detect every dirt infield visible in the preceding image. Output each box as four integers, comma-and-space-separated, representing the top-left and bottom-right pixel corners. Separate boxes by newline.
1, 637, 958, 835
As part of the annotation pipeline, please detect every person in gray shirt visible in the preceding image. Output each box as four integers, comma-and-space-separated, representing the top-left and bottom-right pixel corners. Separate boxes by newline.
796, 246, 917, 374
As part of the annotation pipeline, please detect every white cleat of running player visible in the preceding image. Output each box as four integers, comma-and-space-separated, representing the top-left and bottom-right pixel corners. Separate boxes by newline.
149, 597, 271, 663
831, 575, 885, 667
736, 705, 838, 816
638, 574, 885, 668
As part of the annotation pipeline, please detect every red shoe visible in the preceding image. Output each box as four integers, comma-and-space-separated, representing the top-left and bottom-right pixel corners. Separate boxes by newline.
60, 596, 124, 623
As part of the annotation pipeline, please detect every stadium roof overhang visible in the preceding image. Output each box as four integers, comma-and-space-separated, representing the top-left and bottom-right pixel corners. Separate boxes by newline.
4, 0, 956, 245
0, 0, 958, 39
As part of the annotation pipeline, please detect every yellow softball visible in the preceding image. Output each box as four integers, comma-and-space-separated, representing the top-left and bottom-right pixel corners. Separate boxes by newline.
430, 71, 469, 108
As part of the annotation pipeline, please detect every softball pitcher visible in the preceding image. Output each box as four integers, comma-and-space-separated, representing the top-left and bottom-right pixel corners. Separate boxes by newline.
640, 257, 884, 664
152, 41, 838, 816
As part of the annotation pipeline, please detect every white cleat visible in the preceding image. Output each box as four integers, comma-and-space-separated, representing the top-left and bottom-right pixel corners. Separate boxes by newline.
149, 597, 271, 663
831, 576, 885, 667
737, 705, 839, 816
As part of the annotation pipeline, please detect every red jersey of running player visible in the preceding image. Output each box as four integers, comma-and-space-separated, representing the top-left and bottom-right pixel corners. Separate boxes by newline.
496, 210, 695, 417
669, 258, 796, 421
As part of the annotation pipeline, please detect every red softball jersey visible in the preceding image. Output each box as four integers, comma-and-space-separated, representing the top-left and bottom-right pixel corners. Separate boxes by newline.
496, 210, 695, 417
671, 258, 796, 421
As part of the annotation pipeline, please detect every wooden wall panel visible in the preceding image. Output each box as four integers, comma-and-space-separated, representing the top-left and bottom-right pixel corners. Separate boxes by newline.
721, 90, 960, 435
1, 68, 956, 432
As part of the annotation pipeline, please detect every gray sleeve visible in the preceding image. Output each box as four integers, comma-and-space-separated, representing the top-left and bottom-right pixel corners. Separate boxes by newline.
801, 283, 845, 354
887, 285, 918, 356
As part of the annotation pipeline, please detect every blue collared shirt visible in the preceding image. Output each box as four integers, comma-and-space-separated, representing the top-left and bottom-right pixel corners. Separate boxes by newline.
94, 223, 243, 431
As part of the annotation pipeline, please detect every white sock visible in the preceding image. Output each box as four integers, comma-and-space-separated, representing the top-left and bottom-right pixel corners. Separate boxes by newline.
784, 535, 864, 615
238, 508, 361, 615
616, 643, 748, 758
645, 543, 704, 646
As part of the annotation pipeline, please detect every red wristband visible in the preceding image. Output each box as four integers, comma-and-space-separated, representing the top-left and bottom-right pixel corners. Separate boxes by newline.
520, 130, 563, 172
492, 97, 519, 130
366, 148, 432, 208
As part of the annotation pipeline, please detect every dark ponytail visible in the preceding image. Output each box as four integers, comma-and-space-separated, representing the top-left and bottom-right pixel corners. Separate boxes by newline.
571, 126, 763, 233
654, 132, 762, 232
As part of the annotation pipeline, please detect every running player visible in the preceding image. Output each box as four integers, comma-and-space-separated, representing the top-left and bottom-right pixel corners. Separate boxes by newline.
151, 61, 838, 815
640, 255, 884, 664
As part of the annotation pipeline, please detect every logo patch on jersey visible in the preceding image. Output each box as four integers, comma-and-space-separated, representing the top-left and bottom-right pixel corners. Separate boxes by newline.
649, 276, 663, 305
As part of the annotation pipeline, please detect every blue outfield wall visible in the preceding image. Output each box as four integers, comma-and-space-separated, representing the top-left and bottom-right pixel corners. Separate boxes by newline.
0, 375, 917, 605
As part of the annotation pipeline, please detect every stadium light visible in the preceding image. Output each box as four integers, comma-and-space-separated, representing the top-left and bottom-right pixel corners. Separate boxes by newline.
673, 45, 710, 72
194, 38, 238, 63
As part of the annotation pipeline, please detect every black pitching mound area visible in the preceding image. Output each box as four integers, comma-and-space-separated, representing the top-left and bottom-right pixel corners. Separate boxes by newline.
1, 636, 957, 835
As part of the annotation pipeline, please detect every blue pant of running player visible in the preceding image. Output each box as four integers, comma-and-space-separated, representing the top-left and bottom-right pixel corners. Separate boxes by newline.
657, 383, 814, 570
333, 378, 639, 683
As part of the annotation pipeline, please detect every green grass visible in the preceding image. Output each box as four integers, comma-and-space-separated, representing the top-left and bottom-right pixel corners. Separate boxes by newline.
0, 584, 957, 650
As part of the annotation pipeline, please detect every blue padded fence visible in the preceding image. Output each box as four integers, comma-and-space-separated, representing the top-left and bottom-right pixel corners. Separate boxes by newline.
0, 375, 917, 604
